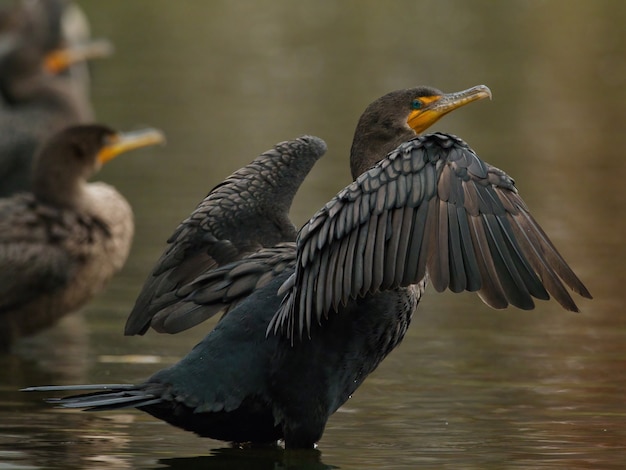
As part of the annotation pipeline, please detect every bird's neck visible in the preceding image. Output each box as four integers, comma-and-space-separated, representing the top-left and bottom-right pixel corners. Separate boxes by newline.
349, 124, 415, 179
32, 169, 86, 209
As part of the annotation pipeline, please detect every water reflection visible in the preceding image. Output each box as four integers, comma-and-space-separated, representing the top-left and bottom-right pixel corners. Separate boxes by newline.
1, 0, 625, 468
159, 448, 335, 470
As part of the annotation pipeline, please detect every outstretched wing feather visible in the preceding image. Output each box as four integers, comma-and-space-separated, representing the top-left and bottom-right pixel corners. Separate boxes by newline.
270, 133, 590, 338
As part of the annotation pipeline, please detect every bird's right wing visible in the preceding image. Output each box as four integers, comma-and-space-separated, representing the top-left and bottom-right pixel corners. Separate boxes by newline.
270, 133, 591, 339
124, 136, 326, 335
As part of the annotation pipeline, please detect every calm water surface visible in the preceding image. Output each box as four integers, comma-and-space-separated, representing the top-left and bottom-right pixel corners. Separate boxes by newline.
1, 1, 625, 468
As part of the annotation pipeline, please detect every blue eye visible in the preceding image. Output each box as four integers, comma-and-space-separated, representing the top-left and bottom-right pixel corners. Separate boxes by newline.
411, 99, 423, 110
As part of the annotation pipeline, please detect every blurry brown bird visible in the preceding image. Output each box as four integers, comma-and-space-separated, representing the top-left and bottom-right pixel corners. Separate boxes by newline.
0, 124, 164, 350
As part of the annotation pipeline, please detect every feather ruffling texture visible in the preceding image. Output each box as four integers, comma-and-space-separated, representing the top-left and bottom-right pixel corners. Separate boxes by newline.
124, 136, 326, 335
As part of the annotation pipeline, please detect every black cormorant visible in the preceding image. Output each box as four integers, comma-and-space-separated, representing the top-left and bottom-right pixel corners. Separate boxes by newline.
24, 86, 591, 448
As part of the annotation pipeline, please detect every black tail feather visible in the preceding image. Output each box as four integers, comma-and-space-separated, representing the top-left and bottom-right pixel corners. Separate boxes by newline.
22, 384, 162, 411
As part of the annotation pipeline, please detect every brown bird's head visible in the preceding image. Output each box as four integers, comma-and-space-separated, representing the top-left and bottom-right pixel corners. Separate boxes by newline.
32, 124, 165, 208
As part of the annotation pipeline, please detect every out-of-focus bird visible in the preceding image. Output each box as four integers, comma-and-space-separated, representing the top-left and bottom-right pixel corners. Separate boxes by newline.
1, 124, 164, 350
0, 0, 112, 196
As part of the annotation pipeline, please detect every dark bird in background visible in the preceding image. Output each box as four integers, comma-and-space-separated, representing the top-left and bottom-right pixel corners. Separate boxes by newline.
0, 124, 164, 350
0, 0, 112, 197
37, 0, 104, 114
24, 86, 591, 448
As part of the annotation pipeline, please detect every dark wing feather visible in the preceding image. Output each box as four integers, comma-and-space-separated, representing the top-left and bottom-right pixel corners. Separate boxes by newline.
270, 132, 591, 338
124, 136, 326, 335
148, 244, 296, 334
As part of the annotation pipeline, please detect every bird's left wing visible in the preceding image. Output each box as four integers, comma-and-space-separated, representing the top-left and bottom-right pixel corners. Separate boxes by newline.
270, 133, 592, 339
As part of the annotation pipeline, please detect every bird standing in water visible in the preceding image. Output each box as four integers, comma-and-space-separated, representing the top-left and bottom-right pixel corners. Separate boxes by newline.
0, 124, 164, 350
0, 0, 112, 197
25, 86, 591, 448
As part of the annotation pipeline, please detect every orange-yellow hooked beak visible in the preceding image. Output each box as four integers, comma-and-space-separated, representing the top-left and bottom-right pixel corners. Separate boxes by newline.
44, 38, 114, 74
97, 128, 166, 165
407, 84, 492, 134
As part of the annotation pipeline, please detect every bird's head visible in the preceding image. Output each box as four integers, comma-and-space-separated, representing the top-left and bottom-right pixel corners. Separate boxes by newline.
350, 85, 492, 177
32, 125, 165, 207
